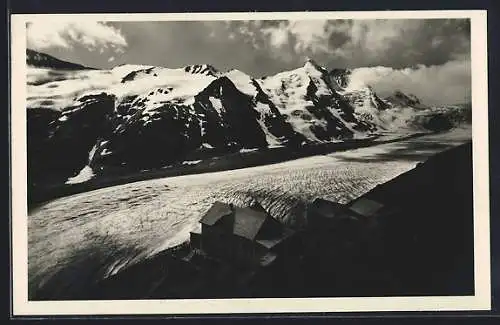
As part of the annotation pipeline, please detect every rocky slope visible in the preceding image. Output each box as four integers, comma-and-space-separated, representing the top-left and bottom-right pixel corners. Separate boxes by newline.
26, 50, 470, 188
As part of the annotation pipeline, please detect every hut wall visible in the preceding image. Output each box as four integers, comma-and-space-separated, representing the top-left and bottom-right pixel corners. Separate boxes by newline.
201, 224, 258, 265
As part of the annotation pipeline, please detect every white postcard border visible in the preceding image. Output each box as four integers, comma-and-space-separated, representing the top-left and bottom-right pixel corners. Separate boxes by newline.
10, 10, 490, 315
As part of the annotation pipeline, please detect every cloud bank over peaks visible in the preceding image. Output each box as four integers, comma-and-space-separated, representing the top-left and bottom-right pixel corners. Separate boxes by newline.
230, 19, 470, 69
346, 60, 471, 106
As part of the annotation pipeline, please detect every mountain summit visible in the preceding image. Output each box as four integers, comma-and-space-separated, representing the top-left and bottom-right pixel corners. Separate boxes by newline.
26, 49, 93, 70
385, 90, 429, 110
183, 64, 219, 76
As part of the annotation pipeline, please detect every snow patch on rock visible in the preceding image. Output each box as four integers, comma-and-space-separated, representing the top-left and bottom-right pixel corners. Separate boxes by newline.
66, 165, 95, 184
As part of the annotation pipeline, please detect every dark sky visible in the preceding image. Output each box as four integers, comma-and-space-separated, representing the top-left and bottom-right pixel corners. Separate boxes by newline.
26, 19, 471, 105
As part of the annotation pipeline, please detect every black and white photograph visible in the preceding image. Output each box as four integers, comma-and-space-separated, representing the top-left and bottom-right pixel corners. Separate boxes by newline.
11, 10, 490, 315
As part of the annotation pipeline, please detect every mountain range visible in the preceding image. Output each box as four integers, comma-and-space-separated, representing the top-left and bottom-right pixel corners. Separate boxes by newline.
26, 49, 471, 188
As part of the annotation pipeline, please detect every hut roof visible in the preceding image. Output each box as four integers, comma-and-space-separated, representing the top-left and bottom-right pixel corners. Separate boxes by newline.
199, 201, 233, 226
199, 201, 290, 242
233, 206, 268, 240
309, 198, 348, 219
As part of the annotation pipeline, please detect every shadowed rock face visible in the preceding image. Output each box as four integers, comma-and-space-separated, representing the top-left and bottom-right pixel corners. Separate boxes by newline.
329, 68, 352, 89
196, 76, 269, 149
27, 93, 116, 189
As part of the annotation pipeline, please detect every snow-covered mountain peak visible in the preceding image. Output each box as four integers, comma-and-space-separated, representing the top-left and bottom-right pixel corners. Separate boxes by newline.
111, 64, 155, 78
225, 69, 257, 96
183, 64, 219, 76
385, 90, 428, 110
225, 68, 250, 78
303, 57, 328, 77
303, 56, 320, 66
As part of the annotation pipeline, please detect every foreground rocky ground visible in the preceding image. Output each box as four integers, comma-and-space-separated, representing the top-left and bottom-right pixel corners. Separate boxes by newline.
28, 127, 471, 299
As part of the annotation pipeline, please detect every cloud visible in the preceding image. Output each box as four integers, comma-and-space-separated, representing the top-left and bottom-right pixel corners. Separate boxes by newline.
27, 21, 127, 53
347, 60, 471, 106
230, 19, 470, 68
265, 20, 334, 54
